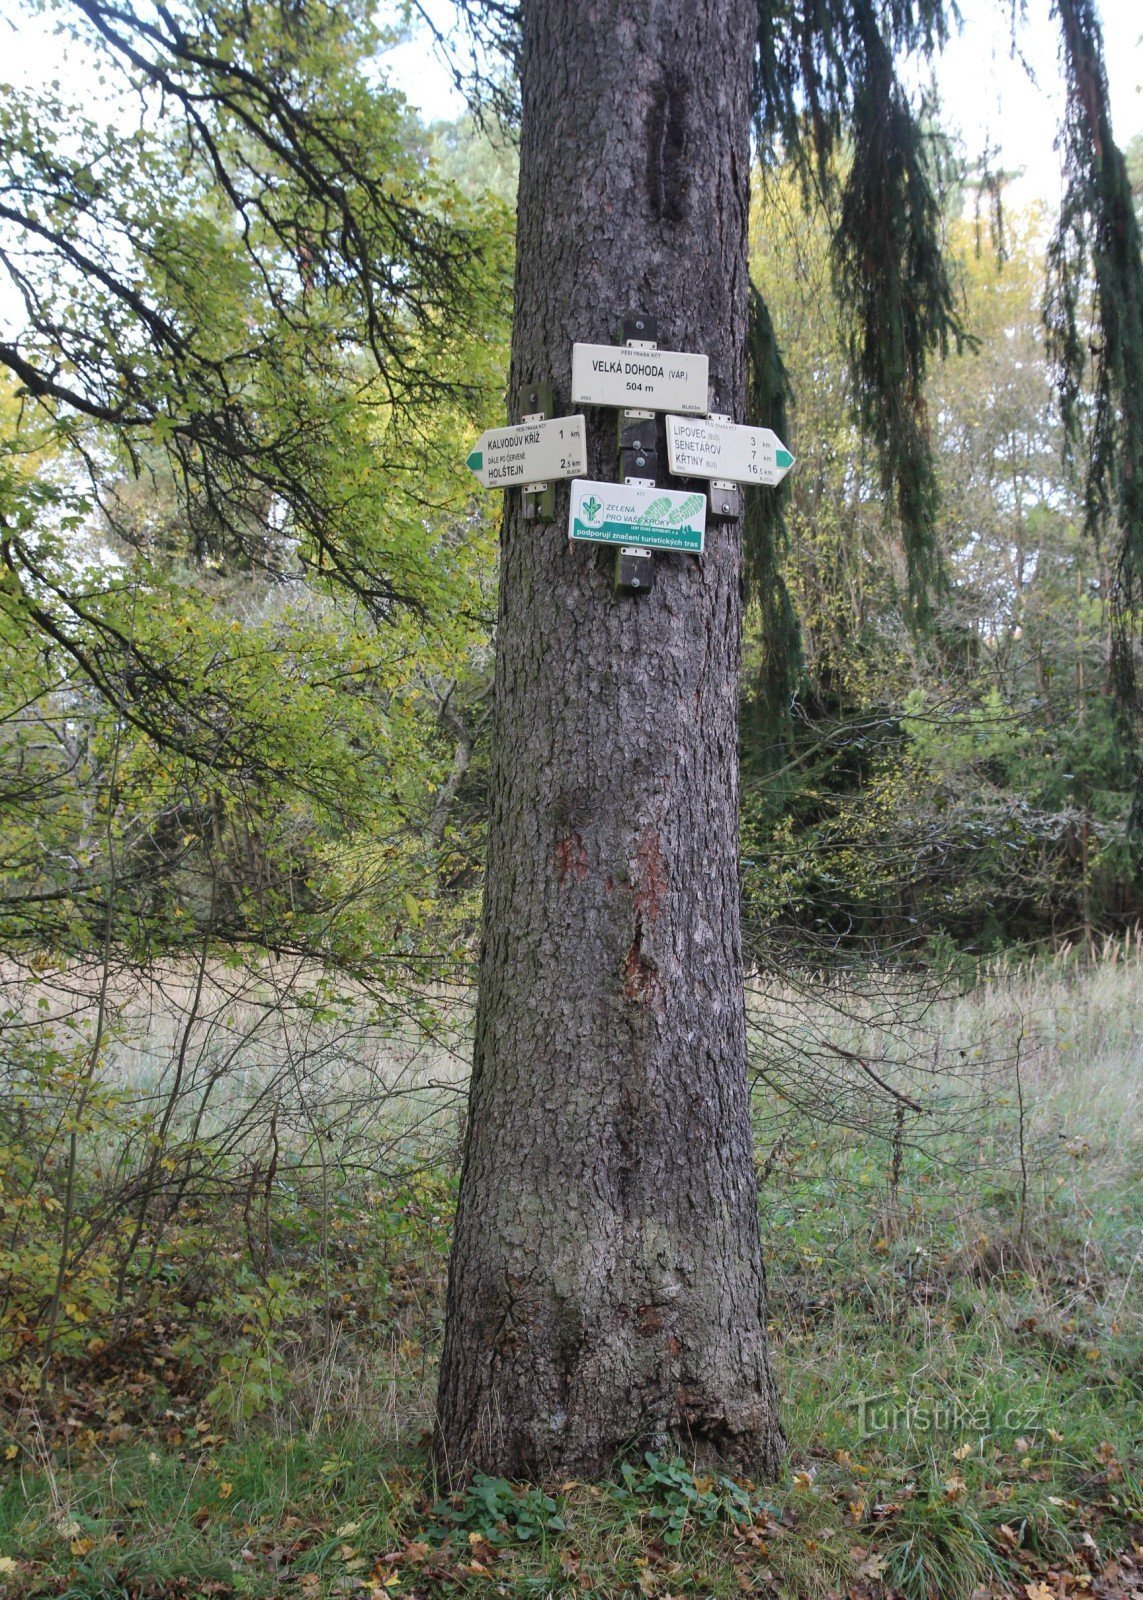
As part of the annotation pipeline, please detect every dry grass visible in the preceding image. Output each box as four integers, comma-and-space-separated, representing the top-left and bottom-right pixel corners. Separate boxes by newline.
0, 945, 1140, 1597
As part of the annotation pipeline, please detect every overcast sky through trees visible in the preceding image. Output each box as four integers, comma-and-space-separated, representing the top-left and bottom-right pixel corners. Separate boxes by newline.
0, 0, 1138, 340
3, 0, 1140, 203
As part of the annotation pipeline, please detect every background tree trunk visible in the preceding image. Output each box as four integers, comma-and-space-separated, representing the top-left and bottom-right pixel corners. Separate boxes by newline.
436, 0, 784, 1481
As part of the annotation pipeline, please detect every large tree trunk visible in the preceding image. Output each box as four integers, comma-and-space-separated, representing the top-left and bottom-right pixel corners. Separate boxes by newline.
435, 0, 784, 1481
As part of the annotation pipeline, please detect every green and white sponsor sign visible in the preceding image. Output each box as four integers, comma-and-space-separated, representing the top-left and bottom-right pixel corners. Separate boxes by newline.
568, 478, 706, 554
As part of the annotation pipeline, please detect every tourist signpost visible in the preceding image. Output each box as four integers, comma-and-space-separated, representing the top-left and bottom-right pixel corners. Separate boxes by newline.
466, 415, 587, 488
571, 342, 709, 415
462, 327, 793, 595
665, 415, 795, 485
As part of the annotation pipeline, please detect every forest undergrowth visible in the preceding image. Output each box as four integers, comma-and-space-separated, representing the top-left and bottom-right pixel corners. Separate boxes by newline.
0, 945, 1139, 1599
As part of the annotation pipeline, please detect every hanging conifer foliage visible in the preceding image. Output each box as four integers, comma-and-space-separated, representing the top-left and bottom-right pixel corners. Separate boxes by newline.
752, 0, 968, 625
1047, 0, 1143, 833
744, 283, 800, 770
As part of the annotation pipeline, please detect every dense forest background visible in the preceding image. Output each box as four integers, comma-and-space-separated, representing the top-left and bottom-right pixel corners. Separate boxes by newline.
5, 112, 1143, 981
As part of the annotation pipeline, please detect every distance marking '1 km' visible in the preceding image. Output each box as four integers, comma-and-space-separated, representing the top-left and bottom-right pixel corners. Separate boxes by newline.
665, 415, 795, 485
571, 343, 709, 415
568, 478, 706, 554
466, 415, 587, 488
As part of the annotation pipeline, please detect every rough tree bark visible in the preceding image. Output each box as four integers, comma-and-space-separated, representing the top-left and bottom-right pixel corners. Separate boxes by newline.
436, 0, 784, 1480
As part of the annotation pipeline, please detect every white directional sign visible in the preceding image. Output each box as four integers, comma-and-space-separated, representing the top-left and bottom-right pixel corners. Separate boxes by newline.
466, 415, 587, 488
568, 479, 706, 554
571, 343, 709, 415
665, 415, 795, 485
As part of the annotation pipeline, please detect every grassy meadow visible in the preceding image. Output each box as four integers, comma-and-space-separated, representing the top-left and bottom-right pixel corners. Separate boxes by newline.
0, 946, 1140, 1599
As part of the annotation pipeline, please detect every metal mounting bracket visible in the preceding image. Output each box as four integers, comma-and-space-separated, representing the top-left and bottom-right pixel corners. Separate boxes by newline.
520, 383, 556, 522
708, 478, 742, 520
618, 313, 660, 499
615, 545, 656, 593
615, 471, 657, 593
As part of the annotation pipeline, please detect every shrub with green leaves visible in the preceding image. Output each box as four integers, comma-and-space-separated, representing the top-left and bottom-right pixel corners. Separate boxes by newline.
426, 1473, 566, 1547
611, 1453, 770, 1546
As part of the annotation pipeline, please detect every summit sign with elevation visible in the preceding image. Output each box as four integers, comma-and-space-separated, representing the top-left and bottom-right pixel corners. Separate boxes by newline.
571, 342, 709, 414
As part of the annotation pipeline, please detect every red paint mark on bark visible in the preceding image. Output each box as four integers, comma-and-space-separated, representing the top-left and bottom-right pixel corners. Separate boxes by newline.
554, 831, 587, 886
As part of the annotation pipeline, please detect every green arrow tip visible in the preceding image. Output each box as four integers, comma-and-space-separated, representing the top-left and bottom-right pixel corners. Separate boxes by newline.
466, 449, 483, 473
776, 448, 794, 469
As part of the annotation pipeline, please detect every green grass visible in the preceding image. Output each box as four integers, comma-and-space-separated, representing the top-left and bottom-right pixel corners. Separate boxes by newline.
0, 949, 1140, 1597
